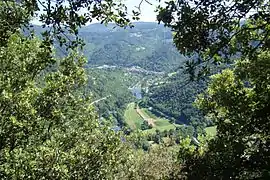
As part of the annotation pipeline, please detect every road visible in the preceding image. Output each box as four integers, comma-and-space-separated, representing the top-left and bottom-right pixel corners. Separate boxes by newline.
90, 95, 111, 105
136, 105, 156, 127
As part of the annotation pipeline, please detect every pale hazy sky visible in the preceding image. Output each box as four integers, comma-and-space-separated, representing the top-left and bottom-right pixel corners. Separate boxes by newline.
125, 0, 161, 22
31, 0, 161, 25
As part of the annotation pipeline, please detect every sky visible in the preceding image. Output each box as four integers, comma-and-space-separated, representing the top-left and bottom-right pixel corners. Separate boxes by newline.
125, 0, 161, 22
31, 0, 161, 25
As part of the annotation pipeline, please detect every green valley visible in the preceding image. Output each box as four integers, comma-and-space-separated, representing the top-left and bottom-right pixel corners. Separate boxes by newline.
124, 102, 144, 129
56, 22, 210, 136
124, 102, 182, 132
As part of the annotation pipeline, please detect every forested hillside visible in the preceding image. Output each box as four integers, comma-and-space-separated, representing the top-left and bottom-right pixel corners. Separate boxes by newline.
30, 22, 185, 72
80, 22, 185, 72
68, 22, 185, 72
141, 70, 209, 131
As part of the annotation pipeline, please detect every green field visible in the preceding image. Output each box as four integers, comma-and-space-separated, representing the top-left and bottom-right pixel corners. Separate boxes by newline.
139, 109, 182, 133
145, 123, 181, 133
124, 103, 182, 133
124, 103, 144, 129
205, 126, 217, 137
141, 108, 157, 119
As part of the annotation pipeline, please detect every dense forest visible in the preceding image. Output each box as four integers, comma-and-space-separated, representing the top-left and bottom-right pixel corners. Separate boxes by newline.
140, 70, 209, 133
81, 22, 185, 72
1, 0, 270, 179
32, 22, 186, 72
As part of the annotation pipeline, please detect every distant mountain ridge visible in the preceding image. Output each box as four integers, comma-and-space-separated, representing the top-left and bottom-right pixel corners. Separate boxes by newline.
79, 22, 185, 72
30, 22, 185, 72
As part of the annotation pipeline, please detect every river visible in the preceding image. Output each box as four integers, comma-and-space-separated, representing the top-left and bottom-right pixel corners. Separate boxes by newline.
130, 87, 142, 99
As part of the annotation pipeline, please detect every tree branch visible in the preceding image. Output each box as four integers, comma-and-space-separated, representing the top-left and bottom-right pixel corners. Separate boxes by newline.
136, 0, 153, 11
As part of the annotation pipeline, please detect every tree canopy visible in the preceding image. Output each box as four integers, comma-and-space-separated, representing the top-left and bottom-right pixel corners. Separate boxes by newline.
157, 0, 270, 78
1, 0, 270, 179
155, 0, 270, 178
0, 1, 181, 179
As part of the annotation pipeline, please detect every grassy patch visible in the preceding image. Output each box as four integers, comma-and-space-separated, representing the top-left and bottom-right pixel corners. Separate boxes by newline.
139, 108, 182, 133
125, 104, 183, 133
141, 108, 157, 119
145, 119, 182, 133
145, 124, 181, 134
124, 103, 144, 129
154, 119, 171, 127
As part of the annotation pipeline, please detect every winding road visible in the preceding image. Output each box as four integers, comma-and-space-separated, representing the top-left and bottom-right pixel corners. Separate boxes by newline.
136, 105, 156, 127
90, 95, 111, 105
